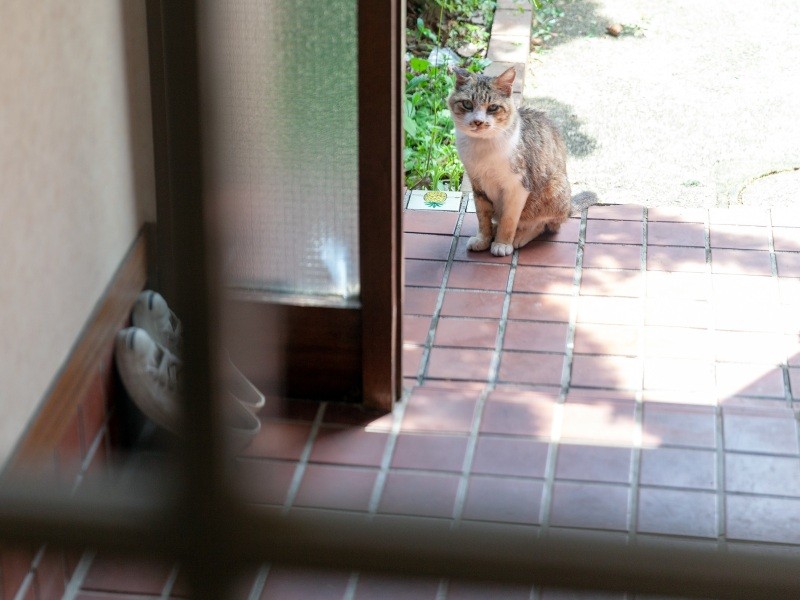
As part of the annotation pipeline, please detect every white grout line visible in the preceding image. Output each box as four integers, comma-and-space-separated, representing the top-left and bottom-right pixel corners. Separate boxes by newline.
539, 208, 589, 532
342, 571, 360, 600
247, 564, 271, 600
416, 194, 471, 383
60, 550, 97, 600
626, 207, 648, 542
282, 402, 327, 514
160, 564, 181, 599
706, 210, 728, 550
367, 387, 413, 515
451, 248, 519, 525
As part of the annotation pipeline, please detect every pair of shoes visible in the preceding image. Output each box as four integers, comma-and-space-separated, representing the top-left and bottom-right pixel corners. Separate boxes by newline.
114, 291, 263, 448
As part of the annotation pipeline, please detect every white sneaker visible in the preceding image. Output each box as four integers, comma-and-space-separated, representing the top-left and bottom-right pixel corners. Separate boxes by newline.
115, 327, 183, 433
131, 291, 183, 356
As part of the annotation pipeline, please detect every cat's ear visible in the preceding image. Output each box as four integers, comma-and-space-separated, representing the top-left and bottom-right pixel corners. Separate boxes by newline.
451, 66, 472, 89
492, 67, 516, 96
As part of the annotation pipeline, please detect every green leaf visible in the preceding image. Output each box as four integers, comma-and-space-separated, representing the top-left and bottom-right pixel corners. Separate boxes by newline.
403, 113, 418, 137
409, 57, 431, 73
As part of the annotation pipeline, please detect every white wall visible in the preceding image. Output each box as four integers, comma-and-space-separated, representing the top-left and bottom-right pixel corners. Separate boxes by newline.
0, 0, 155, 464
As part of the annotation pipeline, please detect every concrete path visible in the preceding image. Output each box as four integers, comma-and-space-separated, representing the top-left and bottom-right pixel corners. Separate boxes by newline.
523, 0, 800, 208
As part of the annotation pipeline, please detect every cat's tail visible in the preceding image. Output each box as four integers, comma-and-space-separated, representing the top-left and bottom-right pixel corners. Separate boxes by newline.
570, 191, 599, 216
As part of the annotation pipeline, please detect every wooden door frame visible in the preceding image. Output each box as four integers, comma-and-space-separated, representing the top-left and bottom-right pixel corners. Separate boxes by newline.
145, 0, 403, 411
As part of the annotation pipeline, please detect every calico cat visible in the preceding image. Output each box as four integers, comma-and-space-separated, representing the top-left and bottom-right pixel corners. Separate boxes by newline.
448, 66, 595, 256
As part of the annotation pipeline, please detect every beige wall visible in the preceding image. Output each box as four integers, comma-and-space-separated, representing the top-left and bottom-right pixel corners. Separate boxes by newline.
0, 1, 155, 464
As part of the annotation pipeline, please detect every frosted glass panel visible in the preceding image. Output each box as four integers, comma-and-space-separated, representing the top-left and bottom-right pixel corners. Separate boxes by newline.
203, 0, 359, 299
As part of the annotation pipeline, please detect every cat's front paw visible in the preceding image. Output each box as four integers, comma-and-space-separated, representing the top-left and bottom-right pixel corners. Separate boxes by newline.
491, 242, 514, 257
466, 235, 491, 252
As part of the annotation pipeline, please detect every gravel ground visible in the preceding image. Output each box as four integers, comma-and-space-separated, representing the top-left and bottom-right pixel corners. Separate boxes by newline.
523, 0, 800, 208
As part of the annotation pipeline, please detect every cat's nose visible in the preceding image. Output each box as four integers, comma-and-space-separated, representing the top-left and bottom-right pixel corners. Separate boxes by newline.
471, 119, 485, 127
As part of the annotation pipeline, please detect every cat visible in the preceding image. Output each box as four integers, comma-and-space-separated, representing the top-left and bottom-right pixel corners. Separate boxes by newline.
448, 66, 596, 256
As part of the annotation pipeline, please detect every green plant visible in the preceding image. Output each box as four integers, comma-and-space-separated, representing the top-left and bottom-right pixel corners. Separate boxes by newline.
404, 0, 496, 190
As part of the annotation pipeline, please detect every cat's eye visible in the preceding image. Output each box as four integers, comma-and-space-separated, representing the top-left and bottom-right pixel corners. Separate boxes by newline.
460, 100, 473, 111
487, 104, 501, 113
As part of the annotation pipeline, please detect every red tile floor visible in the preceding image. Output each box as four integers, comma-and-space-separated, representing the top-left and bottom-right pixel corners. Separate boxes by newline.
71, 198, 800, 599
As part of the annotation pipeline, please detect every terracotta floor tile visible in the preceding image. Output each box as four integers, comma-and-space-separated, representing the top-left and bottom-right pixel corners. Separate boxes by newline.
403, 346, 423, 379
378, 471, 460, 518
648, 206, 708, 223
577, 296, 643, 326
580, 269, 643, 297
309, 426, 389, 467
641, 404, 716, 449
647, 271, 711, 300
240, 421, 311, 461
497, 351, 564, 386
776, 251, 800, 277
559, 401, 637, 445
646, 298, 710, 329
588, 204, 644, 221
453, 236, 513, 264
711, 249, 772, 276
643, 357, 715, 392
480, 395, 556, 437
540, 589, 625, 600
709, 224, 770, 250
471, 436, 549, 478
447, 580, 533, 600
643, 326, 712, 359
503, 321, 568, 353
462, 476, 543, 524
712, 299, 784, 333
771, 206, 800, 227
772, 226, 800, 252
541, 217, 581, 243
441, 290, 505, 319
404, 233, 454, 260
427, 347, 494, 381
791, 368, 800, 399
434, 317, 498, 349
573, 323, 639, 356
549, 482, 629, 531
447, 262, 510, 291
570, 355, 642, 390
513, 265, 574, 294
723, 409, 799, 455
555, 444, 631, 484
648, 221, 705, 247
582, 243, 641, 270
404, 210, 458, 235
293, 464, 377, 512
405, 259, 447, 287
778, 277, 800, 304
404, 314, 432, 346
404, 287, 440, 315
391, 433, 468, 473
715, 363, 786, 399
646, 245, 707, 273
508, 294, 571, 322
637, 488, 717, 538
640, 448, 716, 490
234, 459, 296, 505
323, 403, 395, 430
711, 273, 778, 303
585, 220, 642, 245
81, 556, 171, 596
517, 241, 578, 268
258, 566, 351, 600
726, 495, 800, 544
725, 454, 800, 496
710, 207, 771, 226
459, 212, 478, 237
354, 574, 440, 600
401, 388, 478, 434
